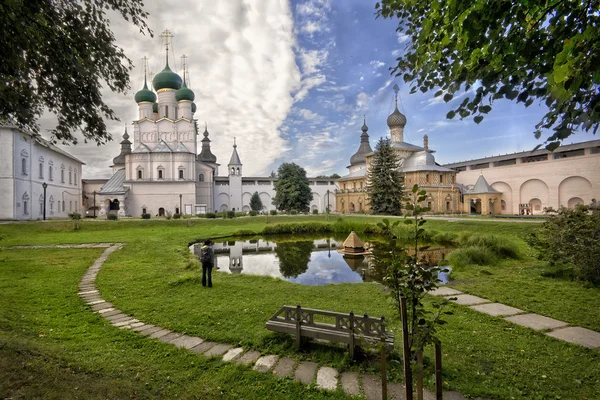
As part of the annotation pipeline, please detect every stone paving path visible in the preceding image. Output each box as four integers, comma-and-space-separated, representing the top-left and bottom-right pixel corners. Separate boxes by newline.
429, 287, 600, 349
8, 243, 599, 399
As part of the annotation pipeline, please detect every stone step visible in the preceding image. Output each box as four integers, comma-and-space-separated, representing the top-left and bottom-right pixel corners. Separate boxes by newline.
316, 366, 338, 391
273, 357, 295, 378
340, 371, 360, 396
294, 361, 317, 385
253, 355, 278, 372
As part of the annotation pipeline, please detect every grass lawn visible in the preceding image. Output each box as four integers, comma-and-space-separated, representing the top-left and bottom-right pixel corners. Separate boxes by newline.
1, 216, 599, 399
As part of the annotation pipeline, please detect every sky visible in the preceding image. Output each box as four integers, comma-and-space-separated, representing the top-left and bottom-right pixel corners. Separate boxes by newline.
39, 0, 598, 179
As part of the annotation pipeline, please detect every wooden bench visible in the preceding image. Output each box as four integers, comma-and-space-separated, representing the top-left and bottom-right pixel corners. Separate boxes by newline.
266, 305, 394, 358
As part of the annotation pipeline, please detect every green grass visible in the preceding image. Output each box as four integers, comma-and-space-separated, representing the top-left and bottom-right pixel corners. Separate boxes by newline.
1, 216, 600, 399
0, 248, 350, 399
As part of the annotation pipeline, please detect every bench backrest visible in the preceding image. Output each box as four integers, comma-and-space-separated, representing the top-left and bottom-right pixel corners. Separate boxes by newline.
268, 305, 393, 340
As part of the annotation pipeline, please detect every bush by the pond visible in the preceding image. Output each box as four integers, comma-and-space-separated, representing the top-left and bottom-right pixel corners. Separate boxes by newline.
173, 213, 182, 219
432, 231, 459, 245
462, 234, 520, 259
261, 220, 380, 236
449, 245, 497, 268
235, 212, 246, 218
107, 214, 118, 221
249, 210, 257, 216
270, 210, 277, 216
226, 211, 236, 219
141, 213, 151, 219
312, 209, 318, 215
205, 212, 217, 219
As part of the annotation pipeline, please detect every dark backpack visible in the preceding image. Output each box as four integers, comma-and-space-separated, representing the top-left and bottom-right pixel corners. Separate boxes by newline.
200, 246, 211, 263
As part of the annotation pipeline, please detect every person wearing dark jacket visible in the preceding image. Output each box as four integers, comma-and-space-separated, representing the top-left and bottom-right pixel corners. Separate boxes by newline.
200, 239, 215, 287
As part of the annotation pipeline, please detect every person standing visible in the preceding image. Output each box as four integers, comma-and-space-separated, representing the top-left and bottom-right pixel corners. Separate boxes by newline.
200, 239, 214, 288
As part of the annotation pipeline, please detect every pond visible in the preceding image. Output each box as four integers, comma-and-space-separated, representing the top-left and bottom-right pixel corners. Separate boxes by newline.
191, 236, 453, 286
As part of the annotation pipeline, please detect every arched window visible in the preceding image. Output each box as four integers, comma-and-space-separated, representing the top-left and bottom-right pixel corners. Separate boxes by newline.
157, 166, 164, 179
236, 167, 240, 175
22, 192, 30, 215
231, 167, 235, 174
199, 173, 204, 182
69, 201, 72, 211
136, 166, 143, 180
21, 158, 27, 175
178, 166, 184, 179
61, 165, 65, 183
48, 161, 53, 181
69, 171, 72, 184
74, 172, 77, 184
39, 162, 44, 178
165, 105, 169, 119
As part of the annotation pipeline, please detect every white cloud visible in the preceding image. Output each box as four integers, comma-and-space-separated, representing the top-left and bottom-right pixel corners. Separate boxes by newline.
397, 32, 410, 43
298, 108, 321, 120
47, 0, 300, 177
299, 49, 328, 75
356, 92, 369, 110
370, 60, 386, 69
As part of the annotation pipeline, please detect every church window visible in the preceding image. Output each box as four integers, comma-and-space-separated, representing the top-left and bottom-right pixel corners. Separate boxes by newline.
165, 106, 169, 119
23, 201, 28, 215
74, 172, 77, 184
137, 169, 143, 179
39, 197, 43, 215
158, 169, 164, 179
199, 173, 204, 182
49, 165, 53, 181
439, 174, 443, 184
231, 167, 235, 174
178, 169, 184, 179
39, 163, 44, 178
21, 158, 27, 175
142, 208, 147, 214
446, 201, 451, 211
62, 201, 65, 212
426, 174, 430, 183
236, 167, 240, 175
69, 171, 72, 184
69, 201, 72, 211
427, 201, 432, 209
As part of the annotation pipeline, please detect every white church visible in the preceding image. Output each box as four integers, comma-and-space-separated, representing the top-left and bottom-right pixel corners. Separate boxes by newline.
95, 36, 336, 218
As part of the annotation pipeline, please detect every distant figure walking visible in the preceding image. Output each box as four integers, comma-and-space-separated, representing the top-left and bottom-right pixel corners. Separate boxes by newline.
200, 239, 214, 288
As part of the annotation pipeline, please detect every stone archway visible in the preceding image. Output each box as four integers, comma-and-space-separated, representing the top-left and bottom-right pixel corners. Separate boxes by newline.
158, 207, 165, 217
567, 197, 584, 208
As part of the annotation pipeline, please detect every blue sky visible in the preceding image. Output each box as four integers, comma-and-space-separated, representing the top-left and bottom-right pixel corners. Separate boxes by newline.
55, 0, 596, 178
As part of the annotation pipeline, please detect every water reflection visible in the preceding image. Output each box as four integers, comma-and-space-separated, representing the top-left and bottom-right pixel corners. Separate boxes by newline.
191, 238, 452, 286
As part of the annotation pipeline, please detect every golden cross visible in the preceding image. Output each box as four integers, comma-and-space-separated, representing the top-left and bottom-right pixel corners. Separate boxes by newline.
159, 29, 174, 52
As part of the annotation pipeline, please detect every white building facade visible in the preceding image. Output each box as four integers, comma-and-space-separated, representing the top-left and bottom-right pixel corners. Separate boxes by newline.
0, 123, 84, 220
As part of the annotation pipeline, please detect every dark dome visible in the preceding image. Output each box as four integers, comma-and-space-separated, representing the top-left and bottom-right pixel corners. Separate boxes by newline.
387, 106, 407, 127
175, 81, 195, 102
152, 63, 182, 91
134, 80, 156, 103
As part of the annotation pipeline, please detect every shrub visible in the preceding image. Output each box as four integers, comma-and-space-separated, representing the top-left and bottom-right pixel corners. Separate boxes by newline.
432, 231, 459, 246
68, 212, 81, 220
173, 213, 182, 219
449, 245, 497, 268
141, 213, 151, 219
290, 210, 298, 215
235, 211, 246, 217
249, 210, 257, 216
270, 210, 277, 216
215, 211, 227, 218
312, 209, 318, 215
205, 212, 217, 219
463, 234, 520, 259
165, 211, 173, 220
226, 210, 236, 219
107, 213, 118, 221
528, 205, 600, 284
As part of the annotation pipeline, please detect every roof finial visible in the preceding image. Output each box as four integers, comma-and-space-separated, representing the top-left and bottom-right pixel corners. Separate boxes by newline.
142, 56, 149, 86
423, 134, 428, 150
123, 125, 129, 140
233, 137, 237, 148
393, 83, 400, 107
159, 29, 174, 65
181, 54, 188, 85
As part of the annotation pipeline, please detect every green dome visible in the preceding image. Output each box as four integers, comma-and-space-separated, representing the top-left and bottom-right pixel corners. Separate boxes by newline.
134, 80, 156, 103
175, 81, 195, 102
191, 103, 197, 113
152, 102, 158, 113
152, 63, 182, 91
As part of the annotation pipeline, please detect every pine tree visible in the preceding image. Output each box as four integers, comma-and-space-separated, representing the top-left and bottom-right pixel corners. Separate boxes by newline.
250, 191, 263, 212
367, 137, 404, 215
